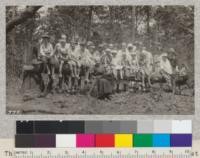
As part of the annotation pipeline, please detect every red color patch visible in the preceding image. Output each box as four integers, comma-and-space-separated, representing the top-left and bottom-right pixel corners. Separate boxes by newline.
95, 134, 114, 147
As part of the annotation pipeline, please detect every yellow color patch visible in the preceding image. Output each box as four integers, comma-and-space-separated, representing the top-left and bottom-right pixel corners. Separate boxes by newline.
115, 134, 133, 147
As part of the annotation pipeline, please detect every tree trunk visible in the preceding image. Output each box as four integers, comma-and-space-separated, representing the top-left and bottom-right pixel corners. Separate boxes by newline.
109, 6, 114, 43
6, 6, 42, 33
87, 6, 93, 41
11, 8, 16, 76
131, 6, 136, 42
146, 6, 151, 48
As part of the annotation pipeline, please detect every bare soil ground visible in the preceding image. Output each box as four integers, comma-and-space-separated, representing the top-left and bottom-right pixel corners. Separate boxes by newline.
6, 77, 194, 115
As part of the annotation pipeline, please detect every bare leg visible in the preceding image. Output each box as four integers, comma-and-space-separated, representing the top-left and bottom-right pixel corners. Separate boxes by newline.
120, 69, 123, 80
69, 63, 74, 78
85, 67, 90, 82
68, 76, 72, 92
59, 61, 64, 77
52, 66, 55, 79
46, 64, 51, 75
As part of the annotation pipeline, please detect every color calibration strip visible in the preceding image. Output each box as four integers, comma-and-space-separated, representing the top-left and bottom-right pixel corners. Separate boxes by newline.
15, 133, 192, 148
15, 120, 192, 148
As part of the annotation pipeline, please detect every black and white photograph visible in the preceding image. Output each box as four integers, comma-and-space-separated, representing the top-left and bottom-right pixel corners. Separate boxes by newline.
6, 5, 194, 115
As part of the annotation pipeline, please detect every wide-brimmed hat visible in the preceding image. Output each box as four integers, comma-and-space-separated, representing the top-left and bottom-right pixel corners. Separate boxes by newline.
42, 34, 50, 39
105, 48, 111, 52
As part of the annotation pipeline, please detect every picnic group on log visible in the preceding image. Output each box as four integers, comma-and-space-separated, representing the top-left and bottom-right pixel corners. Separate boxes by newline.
22, 33, 190, 100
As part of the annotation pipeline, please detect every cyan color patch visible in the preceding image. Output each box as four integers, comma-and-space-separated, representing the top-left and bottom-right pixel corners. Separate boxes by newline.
153, 134, 170, 147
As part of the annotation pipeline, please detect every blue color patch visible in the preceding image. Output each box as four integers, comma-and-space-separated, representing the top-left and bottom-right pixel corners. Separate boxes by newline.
153, 134, 170, 147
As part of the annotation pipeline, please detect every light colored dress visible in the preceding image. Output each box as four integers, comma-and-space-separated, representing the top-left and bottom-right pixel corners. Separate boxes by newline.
79, 48, 93, 67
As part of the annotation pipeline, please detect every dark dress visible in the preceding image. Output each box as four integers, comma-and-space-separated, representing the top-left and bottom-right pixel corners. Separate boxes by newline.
91, 64, 114, 99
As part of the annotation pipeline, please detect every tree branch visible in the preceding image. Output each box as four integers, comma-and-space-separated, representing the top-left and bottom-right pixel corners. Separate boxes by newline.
6, 6, 42, 33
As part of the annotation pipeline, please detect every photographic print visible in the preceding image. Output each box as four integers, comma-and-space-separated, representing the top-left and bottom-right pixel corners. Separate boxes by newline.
6, 5, 194, 114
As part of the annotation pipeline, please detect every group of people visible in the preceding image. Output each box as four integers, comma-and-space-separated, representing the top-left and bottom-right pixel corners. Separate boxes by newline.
38, 33, 185, 93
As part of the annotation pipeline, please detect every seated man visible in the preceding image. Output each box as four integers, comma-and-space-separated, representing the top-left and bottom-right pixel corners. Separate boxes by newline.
39, 34, 55, 77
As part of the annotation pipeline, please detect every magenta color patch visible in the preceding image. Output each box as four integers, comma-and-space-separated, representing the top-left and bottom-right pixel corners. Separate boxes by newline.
76, 134, 95, 147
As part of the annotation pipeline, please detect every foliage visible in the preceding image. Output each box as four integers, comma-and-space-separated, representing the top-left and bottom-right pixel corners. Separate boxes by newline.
6, 5, 194, 78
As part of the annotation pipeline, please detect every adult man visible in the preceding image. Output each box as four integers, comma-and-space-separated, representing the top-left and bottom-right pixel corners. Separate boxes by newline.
39, 34, 55, 77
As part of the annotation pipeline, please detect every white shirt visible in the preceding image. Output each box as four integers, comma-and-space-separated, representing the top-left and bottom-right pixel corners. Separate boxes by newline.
160, 58, 173, 75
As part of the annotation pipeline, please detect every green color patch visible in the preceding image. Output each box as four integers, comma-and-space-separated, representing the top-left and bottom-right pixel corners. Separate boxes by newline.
134, 134, 153, 147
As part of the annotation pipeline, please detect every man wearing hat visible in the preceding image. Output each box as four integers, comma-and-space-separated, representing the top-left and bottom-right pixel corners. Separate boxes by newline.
39, 33, 55, 77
